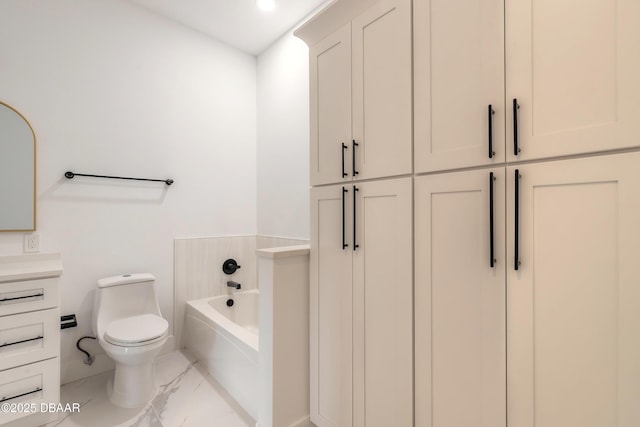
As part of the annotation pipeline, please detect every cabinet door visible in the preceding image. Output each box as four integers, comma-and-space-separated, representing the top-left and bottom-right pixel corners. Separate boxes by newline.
506, 0, 640, 161
507, 153, 640, 427
351, 178, 412, 427
415, 169, 506, 427
414, 0, 505, 173
352, 0, 412, 181
310, 24, 352, 186
310, 185, 353, 427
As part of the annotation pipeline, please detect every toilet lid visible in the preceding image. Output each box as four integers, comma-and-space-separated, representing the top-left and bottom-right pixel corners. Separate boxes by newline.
105, 314, 168, 346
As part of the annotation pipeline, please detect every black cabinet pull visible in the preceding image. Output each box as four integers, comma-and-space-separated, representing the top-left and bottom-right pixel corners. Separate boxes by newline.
0, 293, 44, 303
489, 172, 495, 268
0, 336, 43, 348
514, 169, 520, 270
342, 187, 348, 250
488, 105, 495, 158
513, 99, 520, 155
353, 186, 359, 251
352, 140, 359, 176
341, 143, 348, 178
0, 387, 42, 403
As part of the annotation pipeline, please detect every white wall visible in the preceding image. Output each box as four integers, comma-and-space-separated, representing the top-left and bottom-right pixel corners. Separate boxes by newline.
0, 0, 257, 382
257, 32, 310, 240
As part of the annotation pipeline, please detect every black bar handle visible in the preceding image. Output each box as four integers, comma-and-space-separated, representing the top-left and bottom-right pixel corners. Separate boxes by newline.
341, 143, 348, 178
488, 105, 495, 158
0, 293, 44, 302
342, 187, 348, 250
0, 336, 43, 348
65, 171, 173, 186
514, 169, 520, 270
352, 140, 359, 176
0, 388, 43, 403
489, 172, 495, 268
353, 186, 359, 251
513, 99, 520, 156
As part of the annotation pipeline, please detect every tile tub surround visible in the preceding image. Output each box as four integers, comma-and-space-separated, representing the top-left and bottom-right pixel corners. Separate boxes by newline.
174, 235, 307, 347
41, 350, 254, 427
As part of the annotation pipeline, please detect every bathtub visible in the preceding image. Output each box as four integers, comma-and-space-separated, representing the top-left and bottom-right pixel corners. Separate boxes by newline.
184, 290, 259, 420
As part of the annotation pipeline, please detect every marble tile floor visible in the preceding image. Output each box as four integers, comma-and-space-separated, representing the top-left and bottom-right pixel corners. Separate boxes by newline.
42, 350, 255, 427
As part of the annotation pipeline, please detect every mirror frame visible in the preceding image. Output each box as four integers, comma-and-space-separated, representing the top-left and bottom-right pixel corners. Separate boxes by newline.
0, 101, 36, 232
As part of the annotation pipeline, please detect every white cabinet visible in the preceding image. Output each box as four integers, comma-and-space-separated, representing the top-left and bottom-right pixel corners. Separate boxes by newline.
310, 24, 352, 186
310, 177, 412, 427
351, 0, 412, 182
308, 0, 412, 186
414, 0, 505, 172
415, 153, 640, 427
506, 153, 640, 427
505, 0, 640, 162
415, 0, 640, 172
415, 169, 506, 427
0, 253, 62, 427
309, 184, 353, 427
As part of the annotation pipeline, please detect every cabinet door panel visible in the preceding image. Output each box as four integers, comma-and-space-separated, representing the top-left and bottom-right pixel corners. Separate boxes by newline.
310, 24, 352, 186
507, 153, 640, 426
414, 0, 505, 173
352, 0, 412, 180
506, 0, 640, 161
352, 178, 412, 427
415, 170, 506, 427
310, 185, 353, 427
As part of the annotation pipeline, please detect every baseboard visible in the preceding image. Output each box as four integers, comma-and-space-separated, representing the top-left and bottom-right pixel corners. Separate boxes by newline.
290, 415, 315, 427
255, 415, 314, 427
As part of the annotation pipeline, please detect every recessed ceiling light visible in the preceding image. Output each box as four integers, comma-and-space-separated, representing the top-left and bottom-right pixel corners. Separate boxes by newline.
256, 0, 276, 12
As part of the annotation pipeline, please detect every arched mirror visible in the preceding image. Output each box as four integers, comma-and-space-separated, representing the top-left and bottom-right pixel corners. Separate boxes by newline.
0, 101, 36, 231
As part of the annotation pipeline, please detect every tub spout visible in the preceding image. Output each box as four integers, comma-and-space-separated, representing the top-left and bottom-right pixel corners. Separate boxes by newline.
227, 280, 241, 290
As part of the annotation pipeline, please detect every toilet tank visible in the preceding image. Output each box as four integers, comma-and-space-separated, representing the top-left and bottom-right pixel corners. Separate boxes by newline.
92, 273, 162, 336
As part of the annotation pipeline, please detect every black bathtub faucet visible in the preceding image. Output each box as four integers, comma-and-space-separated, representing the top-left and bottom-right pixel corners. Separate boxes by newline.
227, 280, 241, 290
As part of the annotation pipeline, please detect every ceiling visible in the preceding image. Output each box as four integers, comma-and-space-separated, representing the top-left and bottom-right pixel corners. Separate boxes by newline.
129, 0, 330, 55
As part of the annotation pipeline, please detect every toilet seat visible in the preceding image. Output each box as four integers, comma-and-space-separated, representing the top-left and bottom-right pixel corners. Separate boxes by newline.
105, 314, 168, 347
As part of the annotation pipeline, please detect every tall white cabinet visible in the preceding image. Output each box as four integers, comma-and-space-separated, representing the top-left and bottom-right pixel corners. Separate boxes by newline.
414, 0, 640, 425
299, 0, 413, 424
301, 0, 640, 425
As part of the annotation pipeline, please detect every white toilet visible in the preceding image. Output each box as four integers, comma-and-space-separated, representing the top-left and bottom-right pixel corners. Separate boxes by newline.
92, 273, 169, 408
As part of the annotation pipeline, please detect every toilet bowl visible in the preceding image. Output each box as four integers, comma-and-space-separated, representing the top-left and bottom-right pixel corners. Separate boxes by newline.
92, 273, 168, 408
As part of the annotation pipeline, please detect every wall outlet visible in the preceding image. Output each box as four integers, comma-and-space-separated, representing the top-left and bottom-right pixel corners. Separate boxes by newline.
24, 233, 40, 253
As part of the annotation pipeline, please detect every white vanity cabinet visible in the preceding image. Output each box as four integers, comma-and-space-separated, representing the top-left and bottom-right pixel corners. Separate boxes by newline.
0, 253, 62, 427
414, 0, 640, 172
310, 178, 412, 427
308, 0, 412, 186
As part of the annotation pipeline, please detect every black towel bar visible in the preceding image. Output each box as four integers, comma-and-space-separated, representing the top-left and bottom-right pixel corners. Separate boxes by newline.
65, 171, 173, 186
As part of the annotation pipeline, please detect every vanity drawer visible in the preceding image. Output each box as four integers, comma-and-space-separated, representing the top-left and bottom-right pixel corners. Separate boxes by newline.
0, 309, 60, 371
0, 358, 59, 425
0, 278, 59, 317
